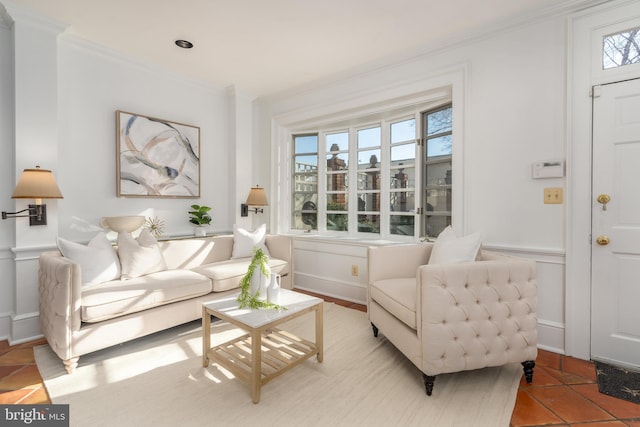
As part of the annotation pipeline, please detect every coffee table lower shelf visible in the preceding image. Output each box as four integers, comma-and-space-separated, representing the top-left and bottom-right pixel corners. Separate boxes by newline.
205, 328, 319, 400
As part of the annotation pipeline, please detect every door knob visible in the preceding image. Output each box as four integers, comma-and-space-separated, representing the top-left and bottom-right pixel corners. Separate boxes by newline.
596, 235, 610, 245
597, 194, 611, 211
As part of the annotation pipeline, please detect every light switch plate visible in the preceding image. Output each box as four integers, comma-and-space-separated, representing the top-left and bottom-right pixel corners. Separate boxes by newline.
544, 188, 563, 204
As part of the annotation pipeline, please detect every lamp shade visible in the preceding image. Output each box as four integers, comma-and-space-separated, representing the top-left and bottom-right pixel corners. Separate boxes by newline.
246, 186, 268, 206
11, 167, 63, 199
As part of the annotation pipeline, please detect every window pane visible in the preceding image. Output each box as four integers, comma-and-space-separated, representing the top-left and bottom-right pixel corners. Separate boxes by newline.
293, 174, 317, 192
603, 28, 640, 69
425, 188, 451, 212
327, 194, 348, 210
357, 126, 381, 148
327, 172, 348, 191
391, 119, 415, 143
358, 193, 380, 212
327, 132, 349, 151
358, 214, 380, 233
358, 149, 381, 169
426, 107, 452, 136
326, 153, 348, 171
390, 215, 414, 236
390, 166, 414, 189
390, 191, 414, 212
295, 135, 318, 153
390, 143, 415, 165
425, 215, 451, 239
294, 155, 318, 171
427, 135, 452, 157
327, 213, 348, 231
292, 193, 318, 229
357, 171, 380, 191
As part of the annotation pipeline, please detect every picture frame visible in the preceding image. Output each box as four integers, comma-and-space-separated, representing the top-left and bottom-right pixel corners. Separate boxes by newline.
116, 110, 200, 198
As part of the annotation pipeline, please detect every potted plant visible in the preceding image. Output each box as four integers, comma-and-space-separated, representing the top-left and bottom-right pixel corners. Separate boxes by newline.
188, 204, 211, 236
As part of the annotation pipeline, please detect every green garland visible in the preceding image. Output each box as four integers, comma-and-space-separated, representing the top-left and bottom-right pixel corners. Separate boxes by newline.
237, 247, 286, 310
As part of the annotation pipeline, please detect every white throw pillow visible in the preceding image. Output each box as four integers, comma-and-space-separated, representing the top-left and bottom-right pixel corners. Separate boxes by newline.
117, 228, 167, 279
428, 226, 482, 265
231, 224, 270, 259
57, 233, 121, 285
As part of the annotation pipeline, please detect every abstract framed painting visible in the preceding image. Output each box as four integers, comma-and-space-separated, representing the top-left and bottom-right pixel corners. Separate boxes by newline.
116, 110, 200, 198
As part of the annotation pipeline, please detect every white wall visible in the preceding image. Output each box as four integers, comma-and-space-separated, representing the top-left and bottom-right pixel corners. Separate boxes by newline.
57, 37, 230, 242
258, 14, 569, 352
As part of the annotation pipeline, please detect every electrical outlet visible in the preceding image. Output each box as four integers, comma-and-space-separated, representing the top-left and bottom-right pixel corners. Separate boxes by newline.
544, 188, 563, 204
351, 265, 359, 276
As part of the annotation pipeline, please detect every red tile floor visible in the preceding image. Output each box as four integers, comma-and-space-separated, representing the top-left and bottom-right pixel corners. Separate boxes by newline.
2, 292, 639, 426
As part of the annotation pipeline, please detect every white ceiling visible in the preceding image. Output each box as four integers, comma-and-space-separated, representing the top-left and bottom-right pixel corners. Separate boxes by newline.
3, 0, 597, 98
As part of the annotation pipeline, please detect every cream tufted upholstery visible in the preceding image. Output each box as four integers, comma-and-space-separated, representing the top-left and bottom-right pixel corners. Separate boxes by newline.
38, 234, 292, 374
368, 243, 537, 396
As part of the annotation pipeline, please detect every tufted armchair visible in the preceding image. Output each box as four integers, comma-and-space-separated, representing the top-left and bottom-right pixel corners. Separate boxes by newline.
368, 243, 537, 395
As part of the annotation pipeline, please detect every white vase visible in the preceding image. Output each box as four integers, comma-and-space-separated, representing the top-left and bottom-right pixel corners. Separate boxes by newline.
267, 273, 281, 304
194, 226, 207, 237
250, 264, 270, 301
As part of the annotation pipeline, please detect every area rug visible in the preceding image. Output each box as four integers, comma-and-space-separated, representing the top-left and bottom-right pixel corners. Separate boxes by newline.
35, 303, 522, 427
595, 361, 640, 404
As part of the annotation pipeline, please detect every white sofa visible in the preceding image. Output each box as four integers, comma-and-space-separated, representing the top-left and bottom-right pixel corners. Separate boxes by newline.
368, 243, 537, 395
38, 234, 292, 373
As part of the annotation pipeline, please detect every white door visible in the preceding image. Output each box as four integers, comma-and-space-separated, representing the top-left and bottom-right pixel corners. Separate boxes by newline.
591, 78, 640, 369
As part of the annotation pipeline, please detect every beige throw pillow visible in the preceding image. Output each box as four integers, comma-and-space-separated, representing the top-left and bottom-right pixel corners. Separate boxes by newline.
57, 232, 121, 285
428, 226, 482, 265
117, 228, 167, 279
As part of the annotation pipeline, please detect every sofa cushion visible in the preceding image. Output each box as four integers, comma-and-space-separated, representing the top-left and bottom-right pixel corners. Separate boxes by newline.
56, 233, 121, 286
118, 229, 167, 279
370, 278, 417, 330
231, 224, 270, 259
192, 257, 289, 292
81, 269, 211, 323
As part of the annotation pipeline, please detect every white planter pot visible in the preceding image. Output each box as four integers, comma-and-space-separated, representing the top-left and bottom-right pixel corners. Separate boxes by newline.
194, 226, 207, 237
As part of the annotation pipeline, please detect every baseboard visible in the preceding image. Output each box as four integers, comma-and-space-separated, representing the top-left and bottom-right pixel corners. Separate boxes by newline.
10, 311, 43, 345
537, 319, 565, 355
294, 273, 367, 305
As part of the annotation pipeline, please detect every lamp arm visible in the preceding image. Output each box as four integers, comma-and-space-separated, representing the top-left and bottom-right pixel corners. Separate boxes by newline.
2, 208, 35, 219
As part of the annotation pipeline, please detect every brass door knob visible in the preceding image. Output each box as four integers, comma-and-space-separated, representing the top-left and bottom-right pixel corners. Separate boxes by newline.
596, 235, 610, 245
597, 194, 611, 204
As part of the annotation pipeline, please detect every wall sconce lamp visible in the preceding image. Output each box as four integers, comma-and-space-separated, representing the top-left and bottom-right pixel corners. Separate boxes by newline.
1, 166, 64, 226
240, 185, 268, 216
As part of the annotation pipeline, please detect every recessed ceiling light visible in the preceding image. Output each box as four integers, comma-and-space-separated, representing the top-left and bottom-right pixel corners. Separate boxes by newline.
175, 39, 193, 49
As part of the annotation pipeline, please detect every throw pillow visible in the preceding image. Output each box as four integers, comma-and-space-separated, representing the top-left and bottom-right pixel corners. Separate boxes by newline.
428, 226, 482, 265
117, 228, 167, 279
231, 223, 270, 259
57, 233, 121, 285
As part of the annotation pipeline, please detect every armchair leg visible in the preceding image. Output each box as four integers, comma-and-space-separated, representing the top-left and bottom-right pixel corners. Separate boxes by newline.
422, 373, 436, 396
371, 323, 379, 337
522, 360, 535, 384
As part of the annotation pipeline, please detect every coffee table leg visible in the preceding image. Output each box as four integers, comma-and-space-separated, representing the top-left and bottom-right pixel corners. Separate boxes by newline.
251, 330, 262, 404
316, 304, 323, 363
202, 306, 210, 367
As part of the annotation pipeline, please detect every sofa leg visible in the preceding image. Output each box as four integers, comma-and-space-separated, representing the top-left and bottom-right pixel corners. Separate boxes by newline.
371, 323, 379, 337
63, 357, 79, 374
521, 360, 535, 384
422, 373, 436, 396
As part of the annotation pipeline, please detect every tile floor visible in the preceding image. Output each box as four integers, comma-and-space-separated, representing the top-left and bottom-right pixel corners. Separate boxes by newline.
1, 292, 639, 426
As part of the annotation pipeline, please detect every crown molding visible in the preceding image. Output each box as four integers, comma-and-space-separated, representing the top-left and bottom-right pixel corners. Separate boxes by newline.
0, 0, 68, 34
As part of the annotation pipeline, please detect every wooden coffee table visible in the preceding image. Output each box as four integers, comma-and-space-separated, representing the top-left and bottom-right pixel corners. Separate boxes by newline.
202, 289, 323, 403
